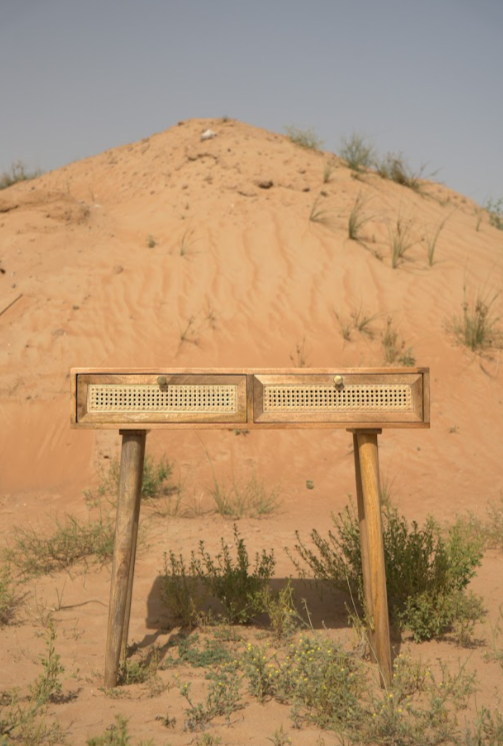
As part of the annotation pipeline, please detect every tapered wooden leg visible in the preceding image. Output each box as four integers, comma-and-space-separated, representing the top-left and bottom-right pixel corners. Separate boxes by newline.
104, 430, 146, 688
352, 433, 376, 662
355, 431, 392, 687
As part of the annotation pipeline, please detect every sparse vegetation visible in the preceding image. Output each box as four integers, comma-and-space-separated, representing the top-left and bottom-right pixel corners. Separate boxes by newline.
0, 160, 42, 189
423, 215, 449, 266
377, 152, 424, 192
146, 234, 156, 248
0, 566, 18, 626
210, 471, 280, 519
388, 213, 416, 268
291, 502, 485, 643
285, 126, 324, 150
162, 525, 276, 626
309, 194, 336, 228
485, 197, 503, 230
290, 337, 310, 367
87, 714, 154, 746
381, 316, 415, 366
0, 624, 65, 743
161, 550, 202, 628
178, 227, 197, 257
335, 305, 379, 342
6, 511, 115, 576
348, 191, 373, 243
180, 305, 217, 345
339, 134, 376, 172
191, 525, 276, 624
448, 287, 503, 353
84, 454, 175, 503
29, 622, 65, 706
323, 160, 336, 183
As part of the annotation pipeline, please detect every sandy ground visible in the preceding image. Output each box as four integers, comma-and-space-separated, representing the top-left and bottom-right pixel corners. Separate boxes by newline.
1, 118, 502, 744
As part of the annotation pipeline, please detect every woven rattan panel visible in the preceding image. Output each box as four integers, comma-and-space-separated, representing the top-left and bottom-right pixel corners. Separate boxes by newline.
88, 384, 237, 413
264, 385, 412, 411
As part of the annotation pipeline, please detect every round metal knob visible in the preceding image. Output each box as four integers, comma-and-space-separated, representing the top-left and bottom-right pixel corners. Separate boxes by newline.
157, 375, 167, 386
333, 375, 344, 387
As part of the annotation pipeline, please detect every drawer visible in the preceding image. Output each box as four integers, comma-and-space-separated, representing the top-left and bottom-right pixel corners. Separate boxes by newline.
74, 373, 247, 426
253, 372, 427, 426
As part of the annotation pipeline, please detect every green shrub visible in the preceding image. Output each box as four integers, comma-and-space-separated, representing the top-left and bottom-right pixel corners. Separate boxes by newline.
191, 525, 276, 624
243, 635, 365, 728
161, 550, 202, 628
292, 503, 484, 642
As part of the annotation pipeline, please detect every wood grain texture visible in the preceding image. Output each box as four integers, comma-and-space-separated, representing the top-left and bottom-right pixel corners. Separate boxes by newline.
353, 433, 376, 663
356, 432, 392, 687
71, 368, 430, 430
104, 430, 146, 688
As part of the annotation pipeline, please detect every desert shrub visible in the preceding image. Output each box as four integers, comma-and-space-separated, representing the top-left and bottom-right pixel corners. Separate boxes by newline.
284, 126, 324, 150
339, 134, 376, 172
6, 512, 115, 576
0, 624, 65, 743
0, 160, 42, 189
257, 580, 300, 640
161, 550, 202, 628
292, 503, 484, 641
190, 525, 276, 624
161, 526, 275, 626
243, 635, 365, 728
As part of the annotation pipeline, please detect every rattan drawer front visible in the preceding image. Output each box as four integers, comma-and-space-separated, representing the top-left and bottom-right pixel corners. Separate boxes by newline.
76, 374, 247, 425
254, 373, 424, 424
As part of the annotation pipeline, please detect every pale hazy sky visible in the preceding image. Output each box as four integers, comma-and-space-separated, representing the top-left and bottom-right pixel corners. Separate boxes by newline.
1, 0, 502, 204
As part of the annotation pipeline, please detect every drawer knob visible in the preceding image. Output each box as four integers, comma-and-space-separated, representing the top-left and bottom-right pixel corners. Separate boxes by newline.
333, 375, 344, 387
157, 375, 168, 386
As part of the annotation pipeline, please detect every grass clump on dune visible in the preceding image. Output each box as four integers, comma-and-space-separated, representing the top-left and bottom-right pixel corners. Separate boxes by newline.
339, 133, 376, 172
448, 287, 503, 353
284, 125, 324, 150
210, 472, 280, 519
377, 152, 424, 193
388, 213, 416, 268
348, 191, 373, 242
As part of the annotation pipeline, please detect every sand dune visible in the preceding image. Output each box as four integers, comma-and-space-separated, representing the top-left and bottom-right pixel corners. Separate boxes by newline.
1, 119, 502, 743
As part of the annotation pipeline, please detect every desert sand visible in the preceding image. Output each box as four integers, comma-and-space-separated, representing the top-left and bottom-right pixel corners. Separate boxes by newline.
0, 118, 502, 744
